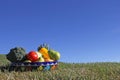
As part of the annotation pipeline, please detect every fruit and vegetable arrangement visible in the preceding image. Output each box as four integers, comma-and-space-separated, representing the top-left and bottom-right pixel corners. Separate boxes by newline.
6, 43, 60, 71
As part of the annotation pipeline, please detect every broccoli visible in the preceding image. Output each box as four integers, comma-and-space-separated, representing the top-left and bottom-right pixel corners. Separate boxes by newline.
6, 47, 26, 62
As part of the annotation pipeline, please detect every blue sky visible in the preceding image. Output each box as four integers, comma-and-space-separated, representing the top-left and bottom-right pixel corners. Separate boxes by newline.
0, 0, 120, 63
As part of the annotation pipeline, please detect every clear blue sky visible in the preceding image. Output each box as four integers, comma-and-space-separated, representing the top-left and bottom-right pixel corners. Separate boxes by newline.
0, 0, 120, 63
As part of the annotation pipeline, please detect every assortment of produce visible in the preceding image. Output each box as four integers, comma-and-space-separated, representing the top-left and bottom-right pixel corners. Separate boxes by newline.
6, 43, 60, 71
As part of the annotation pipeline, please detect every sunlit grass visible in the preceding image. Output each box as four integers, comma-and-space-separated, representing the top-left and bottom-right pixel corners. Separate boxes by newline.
0, 54, 120, 80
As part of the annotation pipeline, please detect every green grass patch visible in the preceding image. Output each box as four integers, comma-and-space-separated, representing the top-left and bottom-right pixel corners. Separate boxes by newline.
0, 54, 120, 80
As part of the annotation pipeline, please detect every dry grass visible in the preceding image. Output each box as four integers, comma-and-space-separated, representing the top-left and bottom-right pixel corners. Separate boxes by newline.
0, 54, 120, 80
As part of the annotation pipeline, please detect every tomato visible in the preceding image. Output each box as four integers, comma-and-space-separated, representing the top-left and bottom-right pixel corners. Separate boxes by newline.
27, 51, 39, 62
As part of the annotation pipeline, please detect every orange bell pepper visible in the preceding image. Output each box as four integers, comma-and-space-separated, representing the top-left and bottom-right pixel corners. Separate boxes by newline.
38, 47, 50, 60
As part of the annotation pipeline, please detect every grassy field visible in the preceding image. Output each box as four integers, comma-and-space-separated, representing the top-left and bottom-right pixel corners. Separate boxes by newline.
0, 54, 120, 80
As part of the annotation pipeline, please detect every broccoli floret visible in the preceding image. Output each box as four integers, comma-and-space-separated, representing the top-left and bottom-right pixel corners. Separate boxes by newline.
6, 47, 26, 62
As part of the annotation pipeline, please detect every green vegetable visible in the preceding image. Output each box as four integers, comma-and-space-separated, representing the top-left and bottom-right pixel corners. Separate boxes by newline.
6, 47, 26, 62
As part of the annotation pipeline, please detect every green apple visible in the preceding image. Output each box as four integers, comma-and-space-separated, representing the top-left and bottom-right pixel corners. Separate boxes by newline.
48, 49, 60, 60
